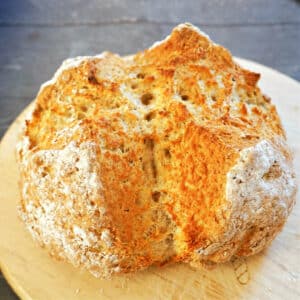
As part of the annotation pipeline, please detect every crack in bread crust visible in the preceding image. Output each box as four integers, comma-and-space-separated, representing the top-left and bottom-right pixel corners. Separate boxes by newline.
17, 23, 297, 277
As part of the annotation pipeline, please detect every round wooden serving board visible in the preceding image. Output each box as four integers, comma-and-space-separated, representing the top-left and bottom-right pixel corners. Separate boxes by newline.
0, 58, 299, 300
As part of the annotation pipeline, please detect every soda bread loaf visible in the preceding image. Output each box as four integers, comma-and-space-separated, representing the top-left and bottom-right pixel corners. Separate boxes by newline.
16, 23, 297, 278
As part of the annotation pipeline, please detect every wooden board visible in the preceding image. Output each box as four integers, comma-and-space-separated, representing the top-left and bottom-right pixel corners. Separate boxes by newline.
0, 58, 299, 300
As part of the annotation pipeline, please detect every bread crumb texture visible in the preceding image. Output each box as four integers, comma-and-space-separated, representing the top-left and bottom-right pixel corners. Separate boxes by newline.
16, 23, 297, 277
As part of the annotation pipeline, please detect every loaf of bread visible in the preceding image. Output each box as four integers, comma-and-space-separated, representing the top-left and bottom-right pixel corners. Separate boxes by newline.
16, 23, 297, 278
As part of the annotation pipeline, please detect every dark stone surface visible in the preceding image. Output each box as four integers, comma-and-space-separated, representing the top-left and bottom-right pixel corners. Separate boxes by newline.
1, 0, 300, 25
0, 1, 299, 298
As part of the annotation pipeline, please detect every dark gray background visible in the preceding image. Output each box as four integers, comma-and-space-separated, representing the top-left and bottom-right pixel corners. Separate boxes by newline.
0, 0, 299, 298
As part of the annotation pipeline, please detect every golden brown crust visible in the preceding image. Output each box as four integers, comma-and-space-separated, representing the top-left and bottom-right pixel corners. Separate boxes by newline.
16, 23, 297, 277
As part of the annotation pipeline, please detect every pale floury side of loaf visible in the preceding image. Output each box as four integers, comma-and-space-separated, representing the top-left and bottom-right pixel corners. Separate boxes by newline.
17, 23, 297, 278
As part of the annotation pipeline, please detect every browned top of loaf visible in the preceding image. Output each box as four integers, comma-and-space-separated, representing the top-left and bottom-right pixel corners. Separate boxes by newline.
20, 23, 286, 272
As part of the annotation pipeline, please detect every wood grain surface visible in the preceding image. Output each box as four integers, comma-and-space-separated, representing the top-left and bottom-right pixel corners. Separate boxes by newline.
0, 56, 300, 300
0, 1, 300, 299
0, 58, 299, 300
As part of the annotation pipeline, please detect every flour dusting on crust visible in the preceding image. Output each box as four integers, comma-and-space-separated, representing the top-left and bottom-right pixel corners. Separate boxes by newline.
17, 23, 297, 277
